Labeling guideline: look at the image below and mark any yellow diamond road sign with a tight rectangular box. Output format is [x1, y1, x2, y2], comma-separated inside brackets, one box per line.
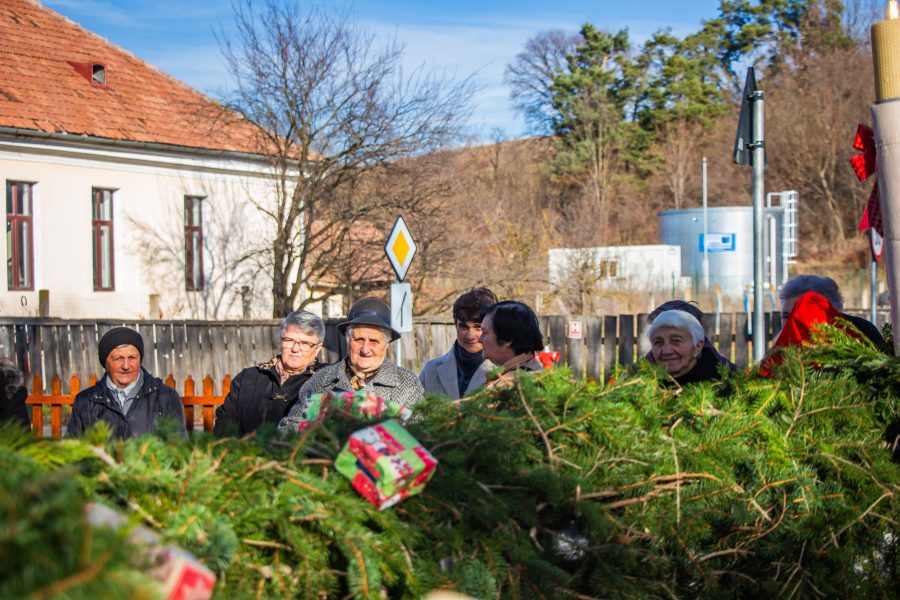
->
[385, 216, 417, 281]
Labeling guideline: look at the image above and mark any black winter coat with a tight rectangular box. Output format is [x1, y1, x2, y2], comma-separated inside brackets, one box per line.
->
[674, 346, 725, 386]
[0, 385, 30, 428]
[66, 369, 186, 439]
[213, 357, 315, 437]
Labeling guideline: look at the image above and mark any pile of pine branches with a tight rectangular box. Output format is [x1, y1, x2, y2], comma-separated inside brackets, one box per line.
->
[1, 326, 897, 598]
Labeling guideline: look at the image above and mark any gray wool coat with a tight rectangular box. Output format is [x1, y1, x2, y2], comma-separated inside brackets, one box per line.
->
[418, 347, 494, 400]
[278, 359, 423, 434]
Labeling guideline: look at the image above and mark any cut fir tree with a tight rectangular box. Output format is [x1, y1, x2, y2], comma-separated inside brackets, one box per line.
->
[0, 325, 897, 598]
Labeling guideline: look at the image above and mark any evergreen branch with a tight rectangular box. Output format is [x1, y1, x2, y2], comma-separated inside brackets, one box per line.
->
[243, 538, 293, 551]
[817, 492, 893, 553]
[622, 472, 721, 490]
[785, 361, 808, 439]
[344, 538, 370, 597]
[577, 488, 618, 501]
[752, 478, 798, 500]
[240, 460, 279, 482]
[670, 436, 681, 525]
[696, 548, 753, 563]
[31, 549, 113, 599]
[753, 381, 781, 417]
[797, 404, 870, 420]
[694, 420, 763, 453]
[203, 449, 230, 477]
[778, 540, 808, 599]
[90, 446, 164, 529]
[545, 410, 597, 434]
[517, 380, 557, 465]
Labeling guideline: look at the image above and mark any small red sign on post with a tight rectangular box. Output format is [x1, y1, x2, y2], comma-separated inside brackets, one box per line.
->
[567, 320, 583, 339]
[871, 228, 884, 261]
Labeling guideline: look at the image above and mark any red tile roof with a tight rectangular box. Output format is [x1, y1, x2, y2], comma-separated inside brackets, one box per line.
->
[0, 0, 261, 155]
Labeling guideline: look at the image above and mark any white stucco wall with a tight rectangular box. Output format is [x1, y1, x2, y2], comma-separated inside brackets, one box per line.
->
[0, 134, 279, 319]
[548, 245, 686, 291]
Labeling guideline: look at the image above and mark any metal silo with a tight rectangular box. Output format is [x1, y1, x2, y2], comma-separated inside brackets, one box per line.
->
[659, 194, 797, 297]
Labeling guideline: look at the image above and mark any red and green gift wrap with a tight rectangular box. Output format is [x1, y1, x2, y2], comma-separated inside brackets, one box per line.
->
[295, 390, 411, 432]
[86, 503, 216, 600]
[335, 418, 438, 510]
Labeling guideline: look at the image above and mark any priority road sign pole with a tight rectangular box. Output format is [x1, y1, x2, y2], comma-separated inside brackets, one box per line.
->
[870, 234, 878, 325]
[751, 89, 766, 362]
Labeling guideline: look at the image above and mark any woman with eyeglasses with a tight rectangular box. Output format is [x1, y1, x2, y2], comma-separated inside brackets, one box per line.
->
[214, 310, 325, 436]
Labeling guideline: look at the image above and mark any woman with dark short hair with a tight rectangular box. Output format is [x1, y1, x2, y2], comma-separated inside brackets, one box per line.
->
[479, 300, 544, 375]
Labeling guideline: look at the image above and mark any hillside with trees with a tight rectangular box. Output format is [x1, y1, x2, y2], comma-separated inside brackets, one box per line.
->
[396, 0, 883, 316]
[208, 1, 884, 317]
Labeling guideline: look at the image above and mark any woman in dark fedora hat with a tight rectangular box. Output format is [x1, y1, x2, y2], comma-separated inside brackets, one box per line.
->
[278, 298, 423, 433]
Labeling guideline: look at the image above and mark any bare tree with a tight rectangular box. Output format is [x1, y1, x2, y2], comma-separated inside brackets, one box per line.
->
[657, 120, 700, 210]
[129, 191, 263, 319]
[505, 29, 581, 135]
[218, 0, 475, 317]
[766, 47, 873, 244]
[841, 0, 881, 45]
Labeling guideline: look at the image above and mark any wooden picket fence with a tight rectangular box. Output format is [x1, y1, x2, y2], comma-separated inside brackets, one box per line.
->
[25, 373, 228, 439]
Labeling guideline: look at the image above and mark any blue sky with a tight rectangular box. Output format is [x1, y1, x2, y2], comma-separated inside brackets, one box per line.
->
[45, 0, 722, 140]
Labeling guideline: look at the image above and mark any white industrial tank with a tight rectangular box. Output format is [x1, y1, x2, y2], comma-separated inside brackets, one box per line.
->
[659, 202, 794, 297]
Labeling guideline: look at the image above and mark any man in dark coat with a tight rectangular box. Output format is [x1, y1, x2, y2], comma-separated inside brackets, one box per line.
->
[214, 311, 325, 436]
[66, 327, 185, 439]
[278, 298, 422, 434]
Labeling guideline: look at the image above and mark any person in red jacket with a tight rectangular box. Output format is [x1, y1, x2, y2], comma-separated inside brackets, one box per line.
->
[778, 275, 884, 347]
[760, 285, 881, 376]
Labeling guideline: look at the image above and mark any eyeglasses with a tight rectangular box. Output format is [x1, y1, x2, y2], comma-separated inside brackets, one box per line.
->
[281, 338, 321, 352]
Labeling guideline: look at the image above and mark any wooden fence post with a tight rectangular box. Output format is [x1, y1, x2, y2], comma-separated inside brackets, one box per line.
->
[183, 375, 195, 434]
[30, 373, 43, 439]
[50, 376, 62, 438]
[202, 375, 215, 433]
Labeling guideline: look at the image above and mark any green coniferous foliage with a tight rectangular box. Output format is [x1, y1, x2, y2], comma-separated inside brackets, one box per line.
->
[0, 326, 897, 598]
[0, 426, 158, 599]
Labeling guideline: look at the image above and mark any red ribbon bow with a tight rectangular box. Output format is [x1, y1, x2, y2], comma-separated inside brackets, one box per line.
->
[850, 124, 882, 236]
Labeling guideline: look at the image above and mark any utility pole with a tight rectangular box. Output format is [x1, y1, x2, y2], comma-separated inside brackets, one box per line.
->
[751, 88, 766, 362]
[702, 157, 709, 290]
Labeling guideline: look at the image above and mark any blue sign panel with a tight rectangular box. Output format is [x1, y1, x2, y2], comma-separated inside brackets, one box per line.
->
[699, 233, 736, 252]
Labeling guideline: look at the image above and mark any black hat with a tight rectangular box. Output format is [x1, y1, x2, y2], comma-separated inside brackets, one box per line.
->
[337, 298, 400, 341]
[98, 327, 144, 367]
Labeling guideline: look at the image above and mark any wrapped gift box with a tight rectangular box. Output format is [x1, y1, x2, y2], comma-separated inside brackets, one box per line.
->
[86, 503, 216, 600]
[335, 419, 438, 509]
[294, 390, 411, 432]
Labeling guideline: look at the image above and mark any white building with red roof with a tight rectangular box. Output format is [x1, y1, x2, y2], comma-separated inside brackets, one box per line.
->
[0, 0, 281, 319]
